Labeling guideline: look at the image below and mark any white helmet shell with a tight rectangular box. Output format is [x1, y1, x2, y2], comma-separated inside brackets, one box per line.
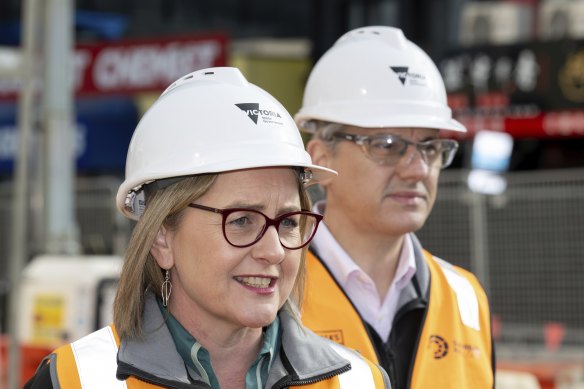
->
[295, 26, 466, 133]
[117, 67, 337, 220]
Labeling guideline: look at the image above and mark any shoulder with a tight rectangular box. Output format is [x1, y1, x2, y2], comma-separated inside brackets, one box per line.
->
[430, 255, 488, 296]
[278, 310, 391, 388]
[301, 328, 391, 388]
[23, 326, 118, 389]
[326, 341, 392, 388]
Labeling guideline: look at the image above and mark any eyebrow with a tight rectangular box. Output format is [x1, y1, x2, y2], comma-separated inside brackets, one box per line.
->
[224, 202, 302, 214]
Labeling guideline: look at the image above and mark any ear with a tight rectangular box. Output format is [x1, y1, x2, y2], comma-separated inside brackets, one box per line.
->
[307, 139, 336, 187]
[150, 225, 174, 269]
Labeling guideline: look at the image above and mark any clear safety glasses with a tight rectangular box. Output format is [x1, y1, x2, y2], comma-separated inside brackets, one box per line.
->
[188, 204, 323, 250]
[333, 132, 459, 169]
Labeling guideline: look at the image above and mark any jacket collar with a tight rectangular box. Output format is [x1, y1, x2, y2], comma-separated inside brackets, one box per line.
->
[266, 309, 350, 387]
[117, 293, 350, 388]
[395, 234, 430, 311]
[117, 293, 197, 387]
[309, 232, 430, 313]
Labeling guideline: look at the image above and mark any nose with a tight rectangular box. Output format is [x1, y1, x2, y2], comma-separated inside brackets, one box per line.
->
[396, 144, 430, 178]
[251, 225, 286, 264]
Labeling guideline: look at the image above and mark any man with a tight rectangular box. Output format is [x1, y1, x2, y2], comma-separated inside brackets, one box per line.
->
[295, 26, 495, 388]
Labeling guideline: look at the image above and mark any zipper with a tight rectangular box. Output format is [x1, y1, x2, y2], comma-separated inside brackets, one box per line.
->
[394, 275, 430, 389]
[384, 343, 398, 387]
[272, 348, 353, 389]
[272, 365, 352, 389]
[117, 360, 212, 389]
[387, 295, 428, 388]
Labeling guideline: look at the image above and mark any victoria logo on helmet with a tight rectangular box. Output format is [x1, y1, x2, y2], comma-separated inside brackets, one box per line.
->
[235, 103, 283, 125]
[390, 66, 428, 87]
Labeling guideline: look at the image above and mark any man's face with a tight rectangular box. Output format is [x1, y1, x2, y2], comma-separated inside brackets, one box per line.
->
[311, 126, 442, 238]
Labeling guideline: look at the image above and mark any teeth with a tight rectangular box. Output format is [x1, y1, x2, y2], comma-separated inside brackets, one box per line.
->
[236, 276, 271, 288]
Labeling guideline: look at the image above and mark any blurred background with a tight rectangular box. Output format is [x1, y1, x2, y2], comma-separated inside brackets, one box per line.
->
[1, 0, 583, 388]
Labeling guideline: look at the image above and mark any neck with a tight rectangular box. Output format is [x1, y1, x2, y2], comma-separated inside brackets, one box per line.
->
[169, 295, 263, 388]
[208, 332, 261, 389]
[323, 210, 406, 297]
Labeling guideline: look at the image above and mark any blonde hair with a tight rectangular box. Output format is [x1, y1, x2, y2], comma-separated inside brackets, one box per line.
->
[113, 169, 311, 338]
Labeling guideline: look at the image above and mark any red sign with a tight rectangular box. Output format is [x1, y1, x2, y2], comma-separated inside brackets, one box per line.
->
[446, 110, 584, 139]
[0, 33, 228, 99]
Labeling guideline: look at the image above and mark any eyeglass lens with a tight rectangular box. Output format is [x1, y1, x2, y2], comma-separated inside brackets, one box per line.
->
[223, 209, 319, 249]
[336, 133, 457, 168]
[370, 136, 452, 167]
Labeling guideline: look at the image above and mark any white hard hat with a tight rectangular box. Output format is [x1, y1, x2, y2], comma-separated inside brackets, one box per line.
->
[295, 26, 466, 133]
[117, 67, 337, 220]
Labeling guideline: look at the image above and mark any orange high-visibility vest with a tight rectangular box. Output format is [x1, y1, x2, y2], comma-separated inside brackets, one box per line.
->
[46, 325, 388, 388]
[302, 250, 493, 388]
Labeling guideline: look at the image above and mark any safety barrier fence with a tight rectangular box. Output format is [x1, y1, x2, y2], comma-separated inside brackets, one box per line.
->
[417, 167, 584, 360]
[1, 169, 583, 387]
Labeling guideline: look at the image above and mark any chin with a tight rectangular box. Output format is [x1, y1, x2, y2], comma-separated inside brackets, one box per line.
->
[384, 219, 426, 235]
[409, 216, 428, 230]
[401, 212, 429, 229]
[239, 309, 278, 329]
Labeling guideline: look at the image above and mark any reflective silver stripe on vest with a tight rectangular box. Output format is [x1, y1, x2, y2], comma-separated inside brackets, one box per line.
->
[434, 257, 480, 331]
[328, 342, 376, 388]
[70, 326, 127, 389]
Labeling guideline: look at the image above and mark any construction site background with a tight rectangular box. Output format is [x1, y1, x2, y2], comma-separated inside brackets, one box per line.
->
[2, 0, 584, 388]
[1, 167, 583, 388]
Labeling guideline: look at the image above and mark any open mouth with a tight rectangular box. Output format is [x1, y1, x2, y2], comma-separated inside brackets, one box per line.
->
[234, 276, 275, 289]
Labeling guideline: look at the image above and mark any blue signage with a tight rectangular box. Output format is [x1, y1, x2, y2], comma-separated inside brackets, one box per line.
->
[0, 96, 138, 175]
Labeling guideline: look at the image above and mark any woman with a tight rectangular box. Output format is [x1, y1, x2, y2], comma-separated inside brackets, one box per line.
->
[24, 67, 390, 388]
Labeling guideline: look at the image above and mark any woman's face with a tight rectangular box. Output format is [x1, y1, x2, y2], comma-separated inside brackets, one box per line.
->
[153, 168, 302, 333]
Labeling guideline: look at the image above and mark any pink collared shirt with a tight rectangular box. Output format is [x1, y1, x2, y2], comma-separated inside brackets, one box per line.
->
[311, 202, 416, 342]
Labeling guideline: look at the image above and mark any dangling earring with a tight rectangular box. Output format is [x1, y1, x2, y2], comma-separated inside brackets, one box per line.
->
[162, 269, 172, 307]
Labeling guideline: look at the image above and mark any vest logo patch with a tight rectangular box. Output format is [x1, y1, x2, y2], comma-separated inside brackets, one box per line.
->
[428, 334, 449, 359]
[428, 334, 482, 360]
[316, 330, 345, 345]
